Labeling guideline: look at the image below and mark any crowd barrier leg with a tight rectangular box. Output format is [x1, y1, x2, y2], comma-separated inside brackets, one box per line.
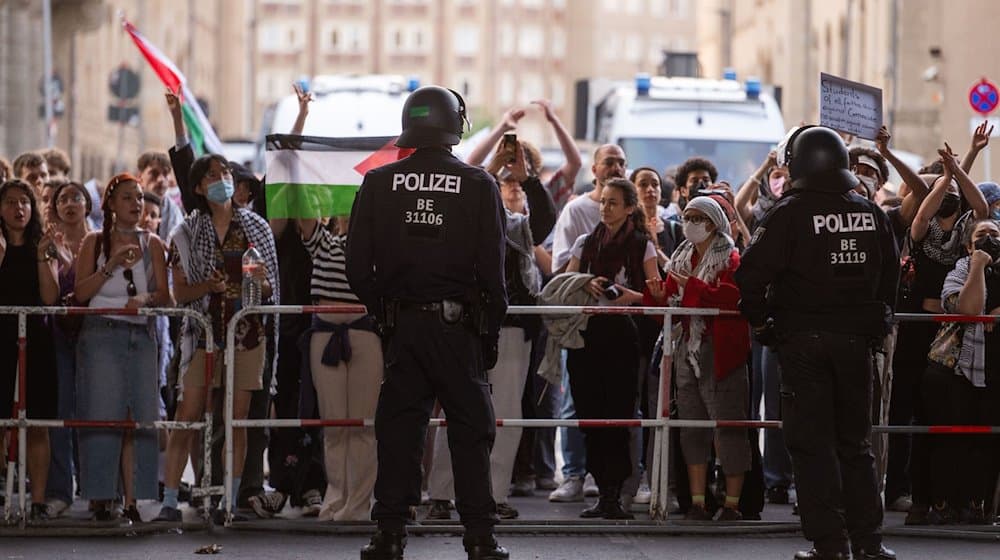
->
[16, 312, 27, 529]
[201, 345, 216, 524]
[650, 313, 673, 521]
[223, 312, 239, 527]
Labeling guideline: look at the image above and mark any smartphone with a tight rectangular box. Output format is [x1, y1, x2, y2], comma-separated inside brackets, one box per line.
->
[502, 133, 518, 164]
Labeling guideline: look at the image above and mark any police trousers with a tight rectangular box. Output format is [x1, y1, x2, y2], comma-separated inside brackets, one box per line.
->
[776, 330, 883, 555]
[371, 307, 498, 536]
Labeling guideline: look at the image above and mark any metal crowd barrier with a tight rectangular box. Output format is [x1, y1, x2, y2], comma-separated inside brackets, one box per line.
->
[212, 305, 1000, 530]
[1, 306, 217, 529]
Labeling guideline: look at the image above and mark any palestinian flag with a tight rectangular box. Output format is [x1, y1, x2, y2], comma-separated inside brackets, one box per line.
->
[122, 19, 224, 156]
[265, 134, 414, 219]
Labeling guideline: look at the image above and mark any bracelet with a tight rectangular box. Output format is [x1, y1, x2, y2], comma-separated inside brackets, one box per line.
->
[101, 266, 113, 279]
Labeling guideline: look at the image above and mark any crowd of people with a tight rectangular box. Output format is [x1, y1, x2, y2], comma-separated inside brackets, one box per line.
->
[1, 87, 999, 531]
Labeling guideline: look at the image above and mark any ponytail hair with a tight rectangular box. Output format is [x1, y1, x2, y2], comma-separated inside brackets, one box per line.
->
[604, 177, 650, 239]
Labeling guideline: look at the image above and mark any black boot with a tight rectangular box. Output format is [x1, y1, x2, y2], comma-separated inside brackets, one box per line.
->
[598, 486, 634, 520]
[360, 530, 406, 560]
[464, 534, 509, 560]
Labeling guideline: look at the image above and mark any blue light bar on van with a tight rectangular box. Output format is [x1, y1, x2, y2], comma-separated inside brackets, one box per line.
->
[407, 77, 420, 92]
[723, 68, 737, 81]
[746, 77, 761, 100]
[635, 73, 651, 96]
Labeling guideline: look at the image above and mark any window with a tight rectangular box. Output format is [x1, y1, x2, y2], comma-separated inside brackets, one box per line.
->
[499, 73, 514, 105]
[518, 26, 543, 58]
[625, 36, 641, 62]
[552, 28, 566, 58]
[649, 0, 665, 17]
[626, 0, 641, 14]
[499, 24, 515, 56]
[453, 27, 479, 56]
[259, 23, 282, 52]
[550, 76, 565, 106]
[520, 73, 543, 102]
[521, 0, 543, 7]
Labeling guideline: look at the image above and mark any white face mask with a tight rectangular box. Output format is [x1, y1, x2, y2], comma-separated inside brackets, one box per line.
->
[683, 221, 712, 244]
[857, 175, 877, 198]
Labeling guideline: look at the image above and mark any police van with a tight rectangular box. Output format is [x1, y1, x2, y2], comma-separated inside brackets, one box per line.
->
[575, 70, 786, 186]
[254, 74, 417, 169]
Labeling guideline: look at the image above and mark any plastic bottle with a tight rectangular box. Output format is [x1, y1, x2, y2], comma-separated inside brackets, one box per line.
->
[241, 243, 264, 307]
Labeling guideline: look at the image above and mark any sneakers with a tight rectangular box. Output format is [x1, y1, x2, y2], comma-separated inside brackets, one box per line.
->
[548, 476, 584, 502]
[93, 502, 121, 522]
[684, 503, 713, 521]
[45, 498, 70, 518]
[716, 507, 743, 521]
[583, 473, 599, 497]
[301, 489, 322, 517]
[793, 549, 849, 560]
[361, 529, 406, 560]
[767, 486, 791, 505]
[426, 499, 452, 520]
[496, 502, 519, 520]
[153, 505, 183, 523]
[535, 477, 558, 491]
[249, 491, 287, 519]
[633, 480, 651, 505]
[885, 494, 912, 512]
[509, 479, 534, 497]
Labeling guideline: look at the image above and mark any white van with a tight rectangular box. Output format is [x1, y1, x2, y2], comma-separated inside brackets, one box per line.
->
[576, 74, 786, 185]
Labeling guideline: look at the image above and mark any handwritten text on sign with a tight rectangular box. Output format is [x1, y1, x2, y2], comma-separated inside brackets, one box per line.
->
[819, 73, 883, 140]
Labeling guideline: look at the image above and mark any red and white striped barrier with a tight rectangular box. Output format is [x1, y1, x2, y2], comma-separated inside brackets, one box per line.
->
[1, 306, 216, 527]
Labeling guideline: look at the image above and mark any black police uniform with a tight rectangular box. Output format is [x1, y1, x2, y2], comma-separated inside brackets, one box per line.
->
[346, 146, 508, 540]
[735, 127, 898, 560]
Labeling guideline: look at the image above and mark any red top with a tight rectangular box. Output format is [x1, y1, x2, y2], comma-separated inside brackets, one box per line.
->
[643, 249, 750, 380]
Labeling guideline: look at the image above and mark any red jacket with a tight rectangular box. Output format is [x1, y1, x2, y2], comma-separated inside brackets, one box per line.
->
[643, 249, 751, 380]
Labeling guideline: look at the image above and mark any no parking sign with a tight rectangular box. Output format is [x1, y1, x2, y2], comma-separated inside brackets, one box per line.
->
[969, 77, 999, 115]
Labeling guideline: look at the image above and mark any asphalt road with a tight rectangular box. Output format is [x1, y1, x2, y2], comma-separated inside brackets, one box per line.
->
[2, 532, 999, 560]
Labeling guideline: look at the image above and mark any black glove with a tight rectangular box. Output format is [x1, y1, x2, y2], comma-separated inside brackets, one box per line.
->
[752, 318, 778, 347]
[482, 336, 499, 371]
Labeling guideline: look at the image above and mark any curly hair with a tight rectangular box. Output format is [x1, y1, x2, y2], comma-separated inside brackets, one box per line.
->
[674, 157, 718, 190]
[849, 147, 890, 186]
[0, 180, 44, 248]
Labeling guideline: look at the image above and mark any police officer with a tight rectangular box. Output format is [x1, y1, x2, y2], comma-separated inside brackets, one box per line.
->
[346, 85, 508, 560]
[734, 126, 898, 560]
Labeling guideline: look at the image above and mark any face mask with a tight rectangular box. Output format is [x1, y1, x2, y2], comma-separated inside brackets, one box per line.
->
[857, 175, 877, 199]
[206, 180, 235, 203]
[974, 235, 1000, 263]
[682, 221, 712, 244]
[768, 176, 785, 197]
[991, 208, 1000, 221]
[937, 194, 960, 218]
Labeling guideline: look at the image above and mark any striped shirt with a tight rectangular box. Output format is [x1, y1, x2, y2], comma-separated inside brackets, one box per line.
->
[303, 224, 360, 303]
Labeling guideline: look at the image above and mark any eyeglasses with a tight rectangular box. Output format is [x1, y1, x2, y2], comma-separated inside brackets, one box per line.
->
[123, 268, 137, 297]
[682, 215, 709, 225]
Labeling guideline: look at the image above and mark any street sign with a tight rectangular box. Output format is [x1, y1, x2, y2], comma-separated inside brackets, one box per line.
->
[968, 78, 999, 115]
[109, 66, 141, 100]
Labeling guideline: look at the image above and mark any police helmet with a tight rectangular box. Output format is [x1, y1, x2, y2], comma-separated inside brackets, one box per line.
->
[784, 125, 859, 191]
[396, 86, 469, 149]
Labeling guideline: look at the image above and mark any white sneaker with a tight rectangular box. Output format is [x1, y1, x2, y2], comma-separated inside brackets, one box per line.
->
[583, 473, 599, 497]
[633, 480, 651, 505]
[301, 488, 322, 517]
[548, 476, 584, 502]
[887, 494, 913, 512]
[45, 498, 70, 518]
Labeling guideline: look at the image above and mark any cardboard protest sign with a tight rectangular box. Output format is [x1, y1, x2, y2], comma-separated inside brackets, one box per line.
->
[819, 73, 883, 140]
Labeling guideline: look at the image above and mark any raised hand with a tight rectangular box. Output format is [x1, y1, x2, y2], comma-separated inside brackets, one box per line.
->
[971, 120, 994, 153]
[531, 99, 557, 122]
[875, 126, 891, 155]
[293, 82, 313, 114]
[165, 90, 182, 120]
[499, 107, 526, 132]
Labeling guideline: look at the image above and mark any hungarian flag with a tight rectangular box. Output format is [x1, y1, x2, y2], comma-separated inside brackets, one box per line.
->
[122, 19, 224, 156]
[265, 134, 414, 219]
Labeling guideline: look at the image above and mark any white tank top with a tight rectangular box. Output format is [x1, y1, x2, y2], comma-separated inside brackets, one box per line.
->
[89, 243, 152, 325]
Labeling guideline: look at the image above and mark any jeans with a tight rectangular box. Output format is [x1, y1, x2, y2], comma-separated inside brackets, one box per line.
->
[558, 350, 586, 479]
[46, 329, 77, 504]
[759, 344, 793, 490]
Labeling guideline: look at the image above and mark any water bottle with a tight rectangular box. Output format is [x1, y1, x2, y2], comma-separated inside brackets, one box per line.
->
[241, 243, 264, 307]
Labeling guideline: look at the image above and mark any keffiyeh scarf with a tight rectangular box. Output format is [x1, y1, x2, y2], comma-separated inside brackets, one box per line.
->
[668, 232, 735, 379]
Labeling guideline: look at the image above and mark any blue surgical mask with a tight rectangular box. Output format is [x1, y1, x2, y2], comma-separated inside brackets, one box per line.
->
[206, 180, 234, 203]
[992, 209, 1000, 221]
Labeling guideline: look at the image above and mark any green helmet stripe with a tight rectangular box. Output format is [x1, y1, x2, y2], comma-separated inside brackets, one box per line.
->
[409, 106, 431, 118]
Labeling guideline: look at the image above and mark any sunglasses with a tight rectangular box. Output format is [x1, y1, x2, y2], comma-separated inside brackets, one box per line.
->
[123, 268, 137, 297]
